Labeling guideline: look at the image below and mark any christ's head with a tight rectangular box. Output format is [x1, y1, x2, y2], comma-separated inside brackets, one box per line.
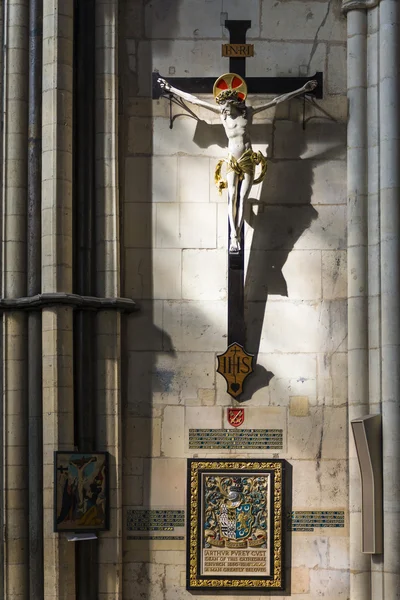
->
[217, 90, 246, 118]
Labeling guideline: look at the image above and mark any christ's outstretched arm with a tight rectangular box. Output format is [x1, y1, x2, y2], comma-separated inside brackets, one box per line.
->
[158, 77, 220, 114]
[251, 79, 317, 115]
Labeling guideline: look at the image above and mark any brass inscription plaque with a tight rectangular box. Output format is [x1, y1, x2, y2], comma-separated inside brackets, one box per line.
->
[222, 43, 254, 57]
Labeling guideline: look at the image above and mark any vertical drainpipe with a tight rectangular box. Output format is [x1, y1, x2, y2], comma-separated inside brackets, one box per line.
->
[73, 0, 97, 598]
[27, 0, 43, 597]
[342, 2, 371, 598]
[379, 1, 400, 597]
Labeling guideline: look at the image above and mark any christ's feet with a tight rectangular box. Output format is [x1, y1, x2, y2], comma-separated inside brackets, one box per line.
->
[229, 237, 240, 253]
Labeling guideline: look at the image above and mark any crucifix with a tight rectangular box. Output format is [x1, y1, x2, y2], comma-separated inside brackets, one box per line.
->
[153, 20, 323, 399]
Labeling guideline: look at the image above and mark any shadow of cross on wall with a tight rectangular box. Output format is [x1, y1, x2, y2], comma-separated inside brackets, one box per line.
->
[192, 113, 346, 400]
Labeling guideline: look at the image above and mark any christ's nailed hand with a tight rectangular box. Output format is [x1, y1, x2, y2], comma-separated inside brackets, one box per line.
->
[157, 77, 171, 92]
[303, 80, 318, 93]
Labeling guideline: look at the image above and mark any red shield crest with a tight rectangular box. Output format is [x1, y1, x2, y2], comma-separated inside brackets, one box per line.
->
[227, 408, 245, 428]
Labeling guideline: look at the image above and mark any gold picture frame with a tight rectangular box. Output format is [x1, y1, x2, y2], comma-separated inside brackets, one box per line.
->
[187, 459, 285, 591]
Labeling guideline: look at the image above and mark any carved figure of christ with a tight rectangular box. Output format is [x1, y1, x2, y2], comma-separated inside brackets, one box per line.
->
[158, 77, 317, 253]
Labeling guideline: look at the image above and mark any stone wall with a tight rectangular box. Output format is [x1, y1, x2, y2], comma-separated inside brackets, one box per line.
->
[119, 0, 348, 598]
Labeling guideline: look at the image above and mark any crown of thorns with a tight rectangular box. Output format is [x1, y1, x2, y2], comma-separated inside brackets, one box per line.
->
[215, 89, 243, 105]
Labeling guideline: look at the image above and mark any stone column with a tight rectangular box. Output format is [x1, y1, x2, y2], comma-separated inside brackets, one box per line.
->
[41, 1, 75, 598]
[342, 1, 371, 598]
[95, 1, 123, 597]
[367, 4, 383, 597]
[379, 1, 400, 596]
[1, 1, 29, 598]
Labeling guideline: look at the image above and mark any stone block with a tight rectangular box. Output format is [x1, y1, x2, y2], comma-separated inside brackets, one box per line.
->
[124, 417, 161, 458]
[288, 407, 324, 460]
[124, 249, 151, 299]
[125, 157, 151, 203]
[198, 388, 215, 405]
[248, 299, 346, 355]
[290, 93, 348, 124]
[274, 121, 347, 161]
[255, 159, 346, 206]
[223, 0, 261, 37]
[246, 41, 326, 79]
[327, 45, 347, 95]
[152, 157, 179, 203]
[145, 0, 261, 39]
[322, 250, 347, 300]
[186, 406, 222, 430]
[124, 563, 165, 600]
[182, 250, 226, 300]
[180, 204, 217, 248]
[148, 39, 224, 77]
[125, 301, 164, 352]
[292, 459, 347, 507]
[145, 0, 222, 39]
[245, 249, 322, 300]
[161, 406, 185, 457]
[125, 248, 182, 299]
[127, 352, 178, 416]
[128, 118, 152, 154]
[163, 300, 227, 352]
[152, 351, 215, 405]
[292, 536, 328, 569]
[154, 249, 182, 299]
[124, 203, 154, 248]
[317, 352, 347, 406]
[143, 458, 186, 506]
[291, 567, 310, 594]
[288, 405, 346, 460]
[328, 537, 349, 569]
[123, 475, 143, 506]
[309, 568, 350, 598]
[260, 1, 345, 43]
[155, 203, 180, 248]
[165, 565, 185, 587]
[242, 204, 345, 252]
[290, 396, 309, 417]
[252, 352, 316, 405]
[153, 117, 226, 158]
[123, 457, 143, 476]
[178, 157, 210, 203]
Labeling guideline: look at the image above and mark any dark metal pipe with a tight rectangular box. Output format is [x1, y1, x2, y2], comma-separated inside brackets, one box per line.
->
[27, 0, 43, 597]
[73, 0, 97, 597]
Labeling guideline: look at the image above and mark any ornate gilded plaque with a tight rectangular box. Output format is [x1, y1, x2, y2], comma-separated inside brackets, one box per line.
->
[187, 459, 285, 591]
[217, 343, 254, 398]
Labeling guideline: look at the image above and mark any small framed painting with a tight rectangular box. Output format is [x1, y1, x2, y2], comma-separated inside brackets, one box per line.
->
[187, 458, 285, 591]
[54, 451, 109, 532]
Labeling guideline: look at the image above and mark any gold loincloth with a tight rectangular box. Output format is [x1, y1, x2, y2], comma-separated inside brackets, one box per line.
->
[214, 149, 267, 194]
